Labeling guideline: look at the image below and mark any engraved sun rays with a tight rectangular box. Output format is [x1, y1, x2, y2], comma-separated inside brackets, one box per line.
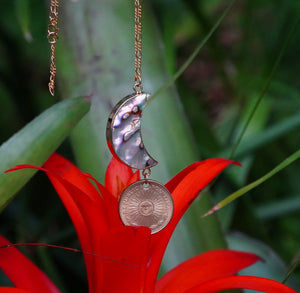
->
[119, 180, 173, 234]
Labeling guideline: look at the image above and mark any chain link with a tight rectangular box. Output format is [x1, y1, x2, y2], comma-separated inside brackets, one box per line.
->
[133, 0, 143, 93]
[47, 0, 59, 96]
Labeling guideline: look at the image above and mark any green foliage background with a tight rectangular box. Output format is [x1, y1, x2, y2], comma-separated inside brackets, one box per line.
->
[0, 0, 299, 291]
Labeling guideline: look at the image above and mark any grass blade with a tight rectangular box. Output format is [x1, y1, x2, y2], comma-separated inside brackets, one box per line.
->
[203, 149, 300, 216]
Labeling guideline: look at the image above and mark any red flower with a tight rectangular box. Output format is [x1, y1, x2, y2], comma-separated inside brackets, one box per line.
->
[1, 153, 296, 293]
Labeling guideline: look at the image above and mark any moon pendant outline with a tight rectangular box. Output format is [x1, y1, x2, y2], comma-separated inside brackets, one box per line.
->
[106, 92, 158, 170]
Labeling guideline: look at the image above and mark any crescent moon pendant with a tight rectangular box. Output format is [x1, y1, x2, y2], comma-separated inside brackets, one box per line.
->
[106, 92, 158, 170]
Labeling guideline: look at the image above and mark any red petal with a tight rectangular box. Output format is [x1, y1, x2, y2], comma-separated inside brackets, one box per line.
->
[6, 165, 101, 248]
[145, 159, 237, 291]
[84, 173, 123, 228]
[35, 174, 108, 293]
[43, 153, 100, 201]
[186, 276, 297, 293]
[0, 236, 60, 293]
[100, 226, 151, 293]
[165, 162, 202, 193]
[105, 157, 134, 198]
[127, 170, 140, 186]
[167, 158, 239, 223]
[6, 164, 107, 293]
[0, 288, 32, 293]
[155, 249, 260, 293]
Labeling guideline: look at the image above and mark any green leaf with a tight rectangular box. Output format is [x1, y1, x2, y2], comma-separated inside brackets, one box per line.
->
[227, 233, 300, 291]
[256, 195, 300, 220]
[151, 0, 238, 101]
[282, 257, 300, 284]
[204, 149, 300, 216]
[0, 97, 90, 212]
[229, 16, 299, 159]
[15, 0, 32, 42]
[218, 111, 300, 164]
[231, 112, 300, 159]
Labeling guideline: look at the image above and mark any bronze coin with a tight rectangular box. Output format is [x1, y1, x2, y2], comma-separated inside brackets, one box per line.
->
[119, 179, 174, 234]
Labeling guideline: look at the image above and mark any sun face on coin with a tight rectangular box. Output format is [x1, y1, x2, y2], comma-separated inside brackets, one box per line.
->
[118, 180, 174, 234]
[139, 200, 154, 216]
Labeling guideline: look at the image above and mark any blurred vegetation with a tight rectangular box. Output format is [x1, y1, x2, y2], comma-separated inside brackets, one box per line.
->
[0, 0, 299, 291]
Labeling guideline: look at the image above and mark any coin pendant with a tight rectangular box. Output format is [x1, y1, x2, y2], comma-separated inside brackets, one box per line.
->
[119, 179, 174, 234]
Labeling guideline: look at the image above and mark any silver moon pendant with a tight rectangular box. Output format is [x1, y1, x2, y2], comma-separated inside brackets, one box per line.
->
[119, 179, 174, 234]
[106, 92, 158, 170]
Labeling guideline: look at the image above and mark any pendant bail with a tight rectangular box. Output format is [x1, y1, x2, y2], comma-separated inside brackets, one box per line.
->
[142, 168, 151, 180]
[142, 168, 151, 187]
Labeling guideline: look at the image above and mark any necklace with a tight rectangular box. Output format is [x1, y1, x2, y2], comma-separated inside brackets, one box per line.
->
[106, 0, 173, 234]
[46, 0, 174, 234]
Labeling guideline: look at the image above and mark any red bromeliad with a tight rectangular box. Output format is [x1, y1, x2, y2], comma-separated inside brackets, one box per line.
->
[0, 153, 296, 293]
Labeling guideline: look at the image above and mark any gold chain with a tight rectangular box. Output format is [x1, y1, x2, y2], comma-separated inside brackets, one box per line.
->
[47, 1, 141, 95]
[47, 0, 59, 96]
[134, 0, 143, 93]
